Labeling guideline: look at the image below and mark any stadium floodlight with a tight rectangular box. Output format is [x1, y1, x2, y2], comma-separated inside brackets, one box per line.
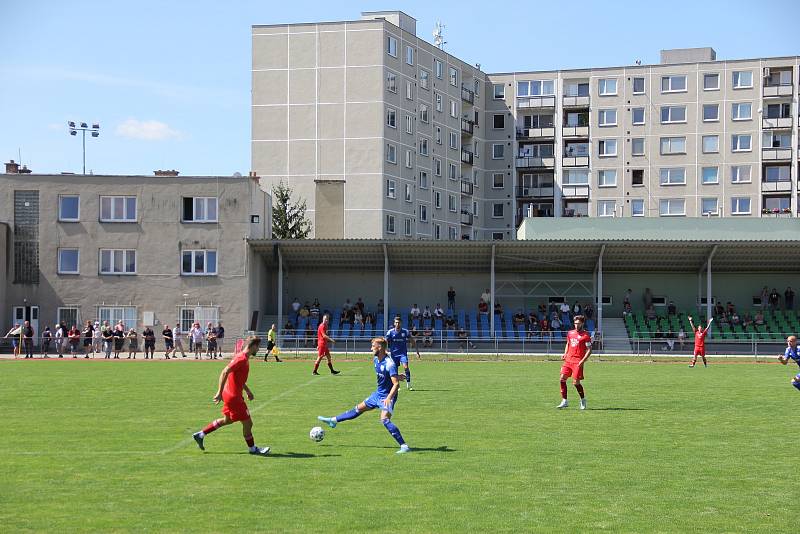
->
[67, 120, 100, 174]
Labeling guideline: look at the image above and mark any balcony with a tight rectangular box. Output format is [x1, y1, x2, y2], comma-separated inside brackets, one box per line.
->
[763, 84, 793, 97]
[515, 185, 554, 198]
[561, 185, 590, 199]
[762, 147, 792, 160]
[562, 125, 590, 138]
[763, 117, 792, 129]
[562, 156, 590, 167]
[562, 95, 590, 107]
[461, 85, 475, 104]
[517, 95, 556, 109]
[515, 156, 555, 169]
[461, 149, 474, 165]
[516, 127, 555, 139]
[460, 180, 474, 195]
[460, 212, 474, 225]
[461, 118, 475, 135]
[761, 180, 792, 193]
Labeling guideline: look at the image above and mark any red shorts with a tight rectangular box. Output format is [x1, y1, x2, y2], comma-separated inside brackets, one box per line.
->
[222, 396, 250, 422]
[560, 361, 584, 380]
[317, 344, 329, 357]
[694, 348, 705, 357]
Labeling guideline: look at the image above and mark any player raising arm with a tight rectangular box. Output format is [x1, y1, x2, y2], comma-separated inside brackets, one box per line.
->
[687, 315, 713, 368]
[778, 335, 800, 393]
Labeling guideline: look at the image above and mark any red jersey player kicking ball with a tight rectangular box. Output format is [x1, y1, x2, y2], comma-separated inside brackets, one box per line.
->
[557, 315, 593, 410]
[192, 336, 270, 456]
[687, 315, 713, 368]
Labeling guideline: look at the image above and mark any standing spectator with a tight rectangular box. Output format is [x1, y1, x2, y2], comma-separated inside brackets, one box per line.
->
[291, 297, 301, 316]
[769, 288, 781, 310]
[584, 303, 595, 321]
[355, 297, 365, 315]
[309, 301, 320, 319]
[142, 325, 156, 359]
[342, 298, 353, 312]
[623, 289, 632, 306]
[215, 322, 225, 358]
[299, 303, 311, 320]
[478, 299, 489, 316]
[572, 301, 582, 316]
[112, 324, 125, 359]
[447, 286, 456, 311]
[481, 288, 491, 305]
[163, 324, 175, 359]
[190, 322, 205, 359]
[22, 320, 35, 359]
[667, 301, 677, 316]
[41, 326, 52, 358]
[5, 323, 21, 358]
[206, 322, 218, 359]
[677, 327, 686, 350]
[101, 323, 113, 359]
[376, 298, 385, 314]
[53, 322, 66, 358]
[92, 321, 102, 355]
[785, 287, 795, 311]
[760, 286, 769, 309]
[67, 325, 81, 358]
[559, 302, 571, 325]
[172, 323, 187, 358]
[126, 328, 139, 359]
[82, 320, 94, 358]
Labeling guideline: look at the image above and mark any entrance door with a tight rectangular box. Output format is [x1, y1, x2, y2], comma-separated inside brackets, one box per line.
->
[12, 306, 39, 346]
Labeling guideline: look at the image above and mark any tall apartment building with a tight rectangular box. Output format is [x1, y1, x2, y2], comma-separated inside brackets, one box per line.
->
[252, 11, 799, 240]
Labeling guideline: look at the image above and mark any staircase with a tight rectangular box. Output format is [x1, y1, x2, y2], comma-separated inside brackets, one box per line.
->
[598, 318, 632, 354]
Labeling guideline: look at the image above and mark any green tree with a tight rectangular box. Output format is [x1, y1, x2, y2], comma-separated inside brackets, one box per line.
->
[271, 181, 312, 239]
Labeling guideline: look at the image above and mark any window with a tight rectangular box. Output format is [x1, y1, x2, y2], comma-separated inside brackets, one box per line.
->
[419, 104, 429, 123]
[472, 200, 478, 216]
[765, 103, 791, 119]
[434, 157, 442, 176]
[449, 67, 458, 87]
[731, 134, 751, 152]
[731, 165, 751, 183]
[435, 92, 443, 112]
[493, 83, 505, 99]
[404, 218, 412, 236]
[449, 132, 458, 149]
[763, 132, 792, 149]
[474, 78, 480, 97]
[493, 114, 505, 129]
[660, 137, 686, 155]
[598, 109, 617, 126]
[565, 82, 589, 97]
[419, 138, 429, 156]
[598, 170, 617, 187]
[631, 169, 644, 186]
[448, 226, 457, 240]
[492, 173, 504, 189]
[58, 307, 80, 328]
[731, 197, 751, 215]
[448, 194, 457, 213]
[420, 69, 429, 90]
[58, 248, 79, 274]
[387, 36, 397, 57]
[701, 167, 719, 184]
[492, 202, 504, 218]
[58, 195, 80, 221]
[386, 179, 396, 199]
[659, 168, 686, 185]
[701, 198, 718, 216]
[632, 77, 645, 94]
[731, 102, 752, 120]
[419, 204, 428, 222]
[386, 143, 397, 164]
[434, 191, 441, 208]
[702, 135, 719, 153]
[517, 80, 555, 96]
[100, 196, 137, 222]
[764, 166, 791, 182]
[434, 224, 441, 240]
[702, 104, 719, 122]
[386, 72, 396, 93]
[598, 139, 617, 157]
[98, 306, 136, 328]
[598, 78, 617, 95]
[386, 215, 395, 234]
[99, 249, 136, 275]
[732, 70, 752, 89]
[179, 306, 218, 333]
[405, 114, 413, 134]
[659, 198, 685, 216]
[631, 138, 645, 156]
[563, 170, 589, 185]
[661, 75, 687, 92]
[435, 126, 442, 144]
[386, 108, 396, 128]
[492, 144, 505, 159]
[406, 81, 413, 100]
[660, 106, 686, 123]
[405, 150, 413, 168]
[405, 45, 414, 65]
[597, 200, 616, 217]
[181, 197, 218, 223]
[448, 163, 457, 180]
[703, 73, 719, 90]
[631, 199, 644, 216]
[450, 100, 458, 118]
[631, 107, 645, 125]
[435, 60, 443, 79]
[492, 232, 504, 240]
[182, 250, 217, 275]
[419, 171, 429, 189]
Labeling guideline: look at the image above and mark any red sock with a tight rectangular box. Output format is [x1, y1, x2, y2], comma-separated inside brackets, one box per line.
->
[560, 382, 567, 399]
[202, 420, 220, 434]
[575, 384, 585, 399]
[245, 434, 255, 448]
[313, 361, 320, 373]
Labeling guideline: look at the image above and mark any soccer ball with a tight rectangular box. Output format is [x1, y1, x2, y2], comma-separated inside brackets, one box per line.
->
[309, 426, 325, 442]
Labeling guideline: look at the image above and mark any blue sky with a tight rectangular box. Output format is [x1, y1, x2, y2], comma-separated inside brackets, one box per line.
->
[1, 0, 798, 176]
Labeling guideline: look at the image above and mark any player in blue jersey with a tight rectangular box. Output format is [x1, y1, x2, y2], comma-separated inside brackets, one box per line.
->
[778, 335, 800, 392]
[386, 316, 416, 390]
[317, 337, 410, 454]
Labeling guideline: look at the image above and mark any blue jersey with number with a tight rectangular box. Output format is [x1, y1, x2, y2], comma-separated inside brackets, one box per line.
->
[386, 328, 410, 360]
[784, 346, 800, 368]
[374, 354, 398, 396]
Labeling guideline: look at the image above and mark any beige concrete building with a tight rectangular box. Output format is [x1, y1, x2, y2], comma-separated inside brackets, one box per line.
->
[0, 164, 271, 342]
[253, 12, 799, 237]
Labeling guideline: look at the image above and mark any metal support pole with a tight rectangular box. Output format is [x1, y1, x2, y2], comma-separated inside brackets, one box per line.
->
[490, 244, 496, 339]
[277, 246, 283, 335]
[597, 244, 606, 335]
[383, 243, 389, 333]
[82, 130, 86, 175]
[706, 254, 713, 323]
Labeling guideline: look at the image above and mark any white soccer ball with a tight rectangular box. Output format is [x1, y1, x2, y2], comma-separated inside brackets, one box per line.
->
[309, 426, 325, 442]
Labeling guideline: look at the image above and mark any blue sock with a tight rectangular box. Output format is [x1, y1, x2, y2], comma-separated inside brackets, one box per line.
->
[405, 367, 411, 383]
[382, 419, 405, 446]
[335, 408, 361, 422]
[792, 381, 800, 392]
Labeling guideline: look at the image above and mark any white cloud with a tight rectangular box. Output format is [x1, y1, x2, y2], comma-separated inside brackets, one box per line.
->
[115, 118, 181, 141]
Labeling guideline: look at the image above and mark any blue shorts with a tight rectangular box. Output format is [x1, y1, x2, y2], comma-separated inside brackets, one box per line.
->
[392, 354, 409, 365]
[363, 391, 397, 414]
[793, 373, 800, 383]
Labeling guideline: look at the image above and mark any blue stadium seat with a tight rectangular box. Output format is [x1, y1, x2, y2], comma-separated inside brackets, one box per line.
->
[586, 319, 595, 331]
[342, 323, 351, 337]
[457, 310, 465, 326]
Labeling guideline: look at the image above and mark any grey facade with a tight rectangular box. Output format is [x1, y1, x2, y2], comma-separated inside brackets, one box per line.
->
[0, 170, 270, 339]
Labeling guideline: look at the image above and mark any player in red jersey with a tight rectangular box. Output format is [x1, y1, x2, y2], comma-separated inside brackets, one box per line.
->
[192, 336, 270, 456]
[687, 315, 713, 368]
[557, 315, 593, 410]
[312, 314, 340, 376]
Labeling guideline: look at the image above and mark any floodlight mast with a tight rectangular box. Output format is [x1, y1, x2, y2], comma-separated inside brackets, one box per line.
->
[67, 121, 100, 174]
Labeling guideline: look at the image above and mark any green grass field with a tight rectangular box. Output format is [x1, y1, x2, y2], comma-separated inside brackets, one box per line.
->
[1, 357, 795, 532]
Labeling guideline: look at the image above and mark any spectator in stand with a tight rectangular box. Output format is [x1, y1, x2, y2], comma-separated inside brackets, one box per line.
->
[624, 289, 632, 306]
[112, 324, 125, 359]
[769, 288, 781, 310]
[481, 288, 491, 305]
[163, 324, 175, 358]
[142, 325, 156, 359]
[785, 287, 795, 311]
[551, 316, 562, 332]
[309, 300, 320, 319]
[354, 308, 364, 327]
[584, 302, 595, 321]
[572, 301, 582, 316]
[409, 304, 421, 320]
[457, 326, 476, 351]
[513, 310, 526, 326]
[172, 323, 186, 358]
[444, 315, 457, 330]
[731, 311, 741, 327]
[41, 326, 52, 357]
[548, 302, 558, 318]
[540, 317, 551, 338]
[494, 301, 503, 315]
[215, 322, 225, 358]
[82, 320, 94, 358]
[645, 305, 657, 321]
[665, 329, 675, 351]
[5, 323, 21, 358]
[92, 321, 102, 355]
[206, 322, 218, 359]
[433, 303, 445, 319]
[714, 301, 725, 317]
[364, 311, 374, 326]
[422, 325, 433, 347]
[726, 302, 735, 315]
[643, 288, 653, 310]
[742, 313, 753, 328]
[102, 323, 113, 359]
[376, 298, 384, 314]
[559, 302, 571, 325]
[126, 328, 139, 359]
[190, 322, 205, 359]
[283, 320, 295, 336]
[527, 312, 538, 335]
[299, 303, 311, 320]
[68, 325, 81, 357]
[667, 301, 677, 316]
[623, 302, 632, 316]
[422, 306, 432, 320]
[291, 297, 301, 315]
[478, 299, 489, 316]
[760, 286, 769, 309]
[678, 326, 686, 350]
[22, 321, 35, 359]
[342, 298, 353, 313]
[754, 311, 765, 326]
[447, 286, 456, 311]
[355, 297, 365, 315]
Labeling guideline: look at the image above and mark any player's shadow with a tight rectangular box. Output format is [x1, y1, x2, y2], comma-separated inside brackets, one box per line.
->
[588, 407, 645, 411]
[201, 451, 340, 458]
[336, 444, 455, 453]
[408, 388, 451, 392]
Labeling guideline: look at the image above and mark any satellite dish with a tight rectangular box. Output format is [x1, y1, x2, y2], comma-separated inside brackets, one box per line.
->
[233, 172, 242, 177]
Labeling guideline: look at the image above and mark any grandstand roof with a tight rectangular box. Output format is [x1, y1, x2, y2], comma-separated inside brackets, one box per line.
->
[249, 219, 800, 273]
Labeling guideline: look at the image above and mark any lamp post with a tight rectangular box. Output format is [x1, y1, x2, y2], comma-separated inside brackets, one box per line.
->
[68, 121, 100, 174]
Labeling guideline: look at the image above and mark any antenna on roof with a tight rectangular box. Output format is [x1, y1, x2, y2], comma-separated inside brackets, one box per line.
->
[433, 21, 446, 49]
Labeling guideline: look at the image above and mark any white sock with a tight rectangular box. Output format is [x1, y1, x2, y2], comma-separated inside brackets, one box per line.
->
[197, 431, 205, 438]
